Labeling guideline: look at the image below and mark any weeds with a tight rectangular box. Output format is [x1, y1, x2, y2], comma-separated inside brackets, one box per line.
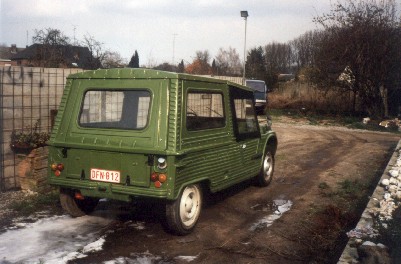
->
[318, 182, 329, 190]
[376, 207, 401, 262]
[9, 191, 60, 216]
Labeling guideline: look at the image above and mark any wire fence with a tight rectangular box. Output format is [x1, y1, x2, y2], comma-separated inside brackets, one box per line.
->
[0, 66, 83, 191]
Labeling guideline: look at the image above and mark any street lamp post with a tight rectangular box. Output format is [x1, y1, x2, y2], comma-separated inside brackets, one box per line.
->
[241, 10, 248, 85]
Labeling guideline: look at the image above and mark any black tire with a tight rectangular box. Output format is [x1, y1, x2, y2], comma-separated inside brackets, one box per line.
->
[165, 184, 202, 235]
[257, 151, 274, 187]
[59, 189, 99, 217]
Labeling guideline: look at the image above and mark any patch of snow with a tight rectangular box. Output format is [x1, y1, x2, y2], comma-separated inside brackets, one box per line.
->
[250, 200, 293, 231]
[102, 251, 162, 264]
[82, 236, 106, 253]
[175, 255, 199, 262]
[0, 215, 112, 264]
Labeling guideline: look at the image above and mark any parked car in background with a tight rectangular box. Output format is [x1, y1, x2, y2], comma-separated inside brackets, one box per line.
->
[245, 79, 267, 115]
[48, 69, 277, 235]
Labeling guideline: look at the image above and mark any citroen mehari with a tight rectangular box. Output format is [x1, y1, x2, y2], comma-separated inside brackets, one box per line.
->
[48, 69, 277, 235]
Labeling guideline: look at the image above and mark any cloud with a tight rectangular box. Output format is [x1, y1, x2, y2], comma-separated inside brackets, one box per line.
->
[1, 0, 333, 63]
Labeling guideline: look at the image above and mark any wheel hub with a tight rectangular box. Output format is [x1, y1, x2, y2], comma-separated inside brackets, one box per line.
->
[185, 195, 194, 213]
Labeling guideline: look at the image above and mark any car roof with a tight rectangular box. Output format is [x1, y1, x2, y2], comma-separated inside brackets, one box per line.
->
[68, 68, 253, 92]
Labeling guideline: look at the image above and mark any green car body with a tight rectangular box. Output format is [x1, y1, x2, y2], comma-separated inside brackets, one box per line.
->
[48, 68, 277, 234]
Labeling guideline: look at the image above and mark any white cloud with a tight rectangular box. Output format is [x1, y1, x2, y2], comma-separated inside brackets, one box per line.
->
[1, 0, 334, 64]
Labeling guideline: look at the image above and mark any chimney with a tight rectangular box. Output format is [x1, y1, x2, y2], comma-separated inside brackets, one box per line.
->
[10, 44, 17, 54]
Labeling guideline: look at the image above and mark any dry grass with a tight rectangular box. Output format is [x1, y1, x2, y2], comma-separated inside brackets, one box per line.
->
[269, 81, 355, 115]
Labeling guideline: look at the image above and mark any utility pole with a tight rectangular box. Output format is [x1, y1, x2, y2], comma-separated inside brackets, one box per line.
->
[240, 11, 249, 85]
[73, 25, 77, 45]
[172, 33, 178, 65]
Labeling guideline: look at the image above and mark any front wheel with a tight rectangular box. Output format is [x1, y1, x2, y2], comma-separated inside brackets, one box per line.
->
[257, 151, 274, 187]
[165, 184, 202, 235]
[59, 189, 99, 217]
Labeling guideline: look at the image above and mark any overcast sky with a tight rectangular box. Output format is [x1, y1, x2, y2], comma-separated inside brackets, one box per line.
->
[2, 0, 338, 66]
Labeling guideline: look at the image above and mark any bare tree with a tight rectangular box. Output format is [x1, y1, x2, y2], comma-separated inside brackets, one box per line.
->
[290, 30, 322, 71]
[265, 42, 292, 74]
[313, 0, 401, 116]
[81, 34, 105, 69]
[31, 28, 71, 67]
[102, 50, 127, 68]
[33, 28, 70, 46]
[214, 47, 242, 76]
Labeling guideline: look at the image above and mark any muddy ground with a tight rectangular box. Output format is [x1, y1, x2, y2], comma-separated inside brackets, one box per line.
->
[0, 123, 399, 263]
[66, 123, 399, 264]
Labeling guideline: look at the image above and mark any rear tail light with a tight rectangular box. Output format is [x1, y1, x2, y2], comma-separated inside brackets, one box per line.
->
[150, 172, 167, 188]
[150, 172, 158, 182]
[154, 181, 162, 188]
[51, 163, 64, 177]
[159, 174, 167, 183]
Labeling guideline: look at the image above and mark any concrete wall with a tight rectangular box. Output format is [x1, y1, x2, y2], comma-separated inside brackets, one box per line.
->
[0, 66, 83, 191]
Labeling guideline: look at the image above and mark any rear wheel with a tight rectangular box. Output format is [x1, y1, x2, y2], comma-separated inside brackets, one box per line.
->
[257, 151, 274, 187]
[59, 189, 99, 217]
[165, 184, 202, 235]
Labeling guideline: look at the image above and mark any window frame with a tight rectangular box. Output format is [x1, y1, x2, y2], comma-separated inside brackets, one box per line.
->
[185, 89, 226, 132]
[229, 86, 261, 141]
[78, 88, 152, 131]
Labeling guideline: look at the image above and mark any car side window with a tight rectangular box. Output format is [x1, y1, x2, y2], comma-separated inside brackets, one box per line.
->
[186, 92, 225, 131]
[230, 86, 260, 140]
[234, 98, 258, 134]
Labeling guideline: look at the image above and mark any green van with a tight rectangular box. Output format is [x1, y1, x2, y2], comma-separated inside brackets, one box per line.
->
[48, 69, 277, 235]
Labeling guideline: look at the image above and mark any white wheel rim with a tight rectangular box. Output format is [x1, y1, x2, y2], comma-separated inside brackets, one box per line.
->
[263, 153, 273, 182]
[179, 185, 201, 228]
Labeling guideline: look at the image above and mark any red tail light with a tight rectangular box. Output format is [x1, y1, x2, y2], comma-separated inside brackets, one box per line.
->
[154, 181, 161, 188]
[51, 163, 64, 176]
[150, 172, 158, 182]
[150, 172, 167, 187]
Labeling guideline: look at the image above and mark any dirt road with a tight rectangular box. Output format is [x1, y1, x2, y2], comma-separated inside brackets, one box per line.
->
[68, 123, 398, 264]
[0, 123, 399, 264]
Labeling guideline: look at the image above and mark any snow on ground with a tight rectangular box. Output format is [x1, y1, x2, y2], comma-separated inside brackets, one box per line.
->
[174, 255, 199, 262]
[0, 196, 293, 263]
[102, 251, 162, 264]
[0, 215, 112, 264]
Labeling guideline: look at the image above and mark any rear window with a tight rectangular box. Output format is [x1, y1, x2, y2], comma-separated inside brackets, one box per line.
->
[79, 90, 151, 130]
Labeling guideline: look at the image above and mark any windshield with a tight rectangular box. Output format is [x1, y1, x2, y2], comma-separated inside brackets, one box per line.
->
[254, 91, 266, 100]
[79, 90, 151, 130]
[245, 81, 265, 92]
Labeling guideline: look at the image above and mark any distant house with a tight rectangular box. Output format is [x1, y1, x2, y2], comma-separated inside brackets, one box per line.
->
[0, 44, 26, 66]
[10, 44, 98, 69]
